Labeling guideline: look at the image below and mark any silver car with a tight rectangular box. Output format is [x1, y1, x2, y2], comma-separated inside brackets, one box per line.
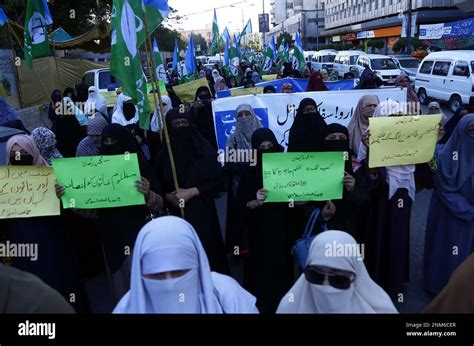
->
[390, 55, 421, 82]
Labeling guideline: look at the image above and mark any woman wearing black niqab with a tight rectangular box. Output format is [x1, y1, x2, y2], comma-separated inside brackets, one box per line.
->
[320, 123, 372, 240]
[97, 124, 163, 300]
[156, 109, 229, 275]
[235, 128, 293, 313]
[191, 86, 218, 150]
[287, 98, 327, 152]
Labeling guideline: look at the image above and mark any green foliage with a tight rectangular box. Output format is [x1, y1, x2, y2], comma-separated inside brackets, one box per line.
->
[152, 27, 186, 52]
[194, 34, 208, 55]
[276, 32, 292, 47]
[392, 37, 427, 52]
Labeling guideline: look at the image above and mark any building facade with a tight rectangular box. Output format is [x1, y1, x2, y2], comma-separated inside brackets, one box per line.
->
[269, 0, 326, 49]
[322, 0, 474, 53]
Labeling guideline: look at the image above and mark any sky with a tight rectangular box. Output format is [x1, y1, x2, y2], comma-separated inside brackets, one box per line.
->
[168, 0, 272, 33]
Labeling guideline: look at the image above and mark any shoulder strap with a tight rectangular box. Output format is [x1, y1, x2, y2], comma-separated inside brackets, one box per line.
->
[302, 208, 321, 239]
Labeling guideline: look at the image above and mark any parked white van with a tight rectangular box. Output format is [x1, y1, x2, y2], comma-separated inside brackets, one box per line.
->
[355, 54, 402, 86]
[310, 50, 337, 71]
[304, 51, 317, 64]
[334, 51, 366, 79]
[415, 50, 474, 112]
[82, 68, 115, 93]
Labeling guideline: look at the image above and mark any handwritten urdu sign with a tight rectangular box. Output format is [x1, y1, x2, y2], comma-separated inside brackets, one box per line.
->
[262, 152, 345, 203]
[0, 166, 60, 219]
[368, 115, 441, 168]
[52, 154, 145, 209]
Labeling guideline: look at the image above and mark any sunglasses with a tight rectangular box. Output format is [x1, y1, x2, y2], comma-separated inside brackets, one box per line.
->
[304, 266, 355, 290]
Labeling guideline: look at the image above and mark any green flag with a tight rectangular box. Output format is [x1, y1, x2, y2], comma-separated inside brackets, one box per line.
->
[225, 46, 240, 79]
[24, 0, 51, 69]
[260, 46, 275, 75]
[110, 0, 151, 130]
[210, 9, 222, 55]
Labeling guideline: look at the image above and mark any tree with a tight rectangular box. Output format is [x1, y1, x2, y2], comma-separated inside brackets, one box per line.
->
[194, 34, 208, 55]
[392, 37, 426, 53]
[152, 27, 186, 52]
[276, 32, 292, 48]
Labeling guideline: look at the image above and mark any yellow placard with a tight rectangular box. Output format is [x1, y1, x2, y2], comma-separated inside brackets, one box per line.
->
[0, 85, 6, 96]
[262, 74, 277, 82]
[172, 78, 211, 103]
[230, 87, 264, 97]
[0, 166, 61, 219]
[368, 115, 442, 168]
[101, 91, 118, 108]
[100, 91, 169, 110]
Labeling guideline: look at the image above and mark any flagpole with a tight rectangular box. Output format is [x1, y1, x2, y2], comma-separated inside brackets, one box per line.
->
[141, 7, 184, 219]
[5, 22, 24, 109]
[48, 27, 61, 89]
[143, 43, 164, 140]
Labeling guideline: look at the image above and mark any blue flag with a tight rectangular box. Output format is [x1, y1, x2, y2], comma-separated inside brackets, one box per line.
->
[172, 38, 179, 70]
[224, 37, 229, 66]
[222, 27, 230, 44]
[183, 33, 197, 81]
[143, 0, 170, 13]
[0, 6, 8, 26]
[42, 0, 53, 25]
[270, 36, 277, 60]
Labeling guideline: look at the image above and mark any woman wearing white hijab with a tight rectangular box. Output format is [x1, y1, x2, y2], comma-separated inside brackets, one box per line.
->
[359, 99, 416, 299]
[113, 216, 259, 313]
[111, 94, 139, 126]
[84, 86, 108, 117]
[277, 230, 397, 313]
[212, 69, 221, 83]
[150, 95, 172, 133]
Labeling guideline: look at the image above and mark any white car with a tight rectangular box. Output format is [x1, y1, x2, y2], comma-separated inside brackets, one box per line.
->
[334, 51, 366, 79]
[356, 54, 402, 86]
[310, 50, 337, 72]
[415, 50, 474, 112]
[390, 55, 421, 83]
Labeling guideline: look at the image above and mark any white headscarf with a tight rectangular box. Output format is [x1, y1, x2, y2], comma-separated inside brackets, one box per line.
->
[113, 216, 258, 314]
[428, 101, 448, 126]
[358, 99, 416, 200]
[85, 86, 108, 116]
[277, 231, 397, 314]
[111, 94, 138, 126]
[150, 95, 172, 133]
[212, 69, 221, 83]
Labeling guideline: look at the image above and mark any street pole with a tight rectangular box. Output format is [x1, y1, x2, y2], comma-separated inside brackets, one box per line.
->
[316, 0, 320, 51]
[406, 0, 413, 54]
[262, 0, 266, 49]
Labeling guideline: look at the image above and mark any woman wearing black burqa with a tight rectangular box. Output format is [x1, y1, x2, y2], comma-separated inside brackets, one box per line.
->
[287, 98, 336, 255]
[156, 108, 229, 275]
[319, 123, 372, 241]
[57, 124, 164, 304]
[191, 86, 217, 150]
[50, 88, 86, 157]
[287, 98, 327, 153]
[236, 128, 293, 314]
